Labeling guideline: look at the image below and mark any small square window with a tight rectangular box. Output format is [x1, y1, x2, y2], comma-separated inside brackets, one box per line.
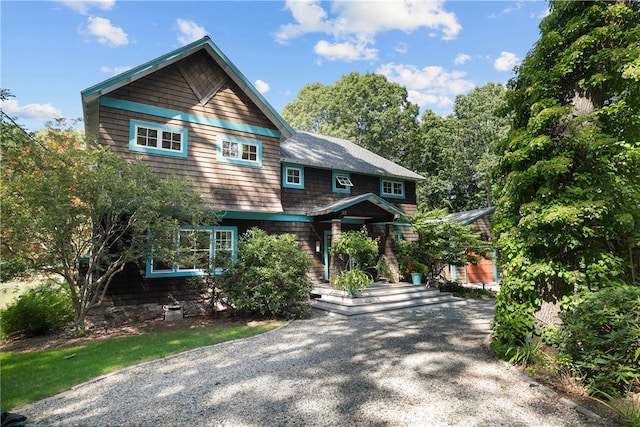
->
[217, 136, 262, 167]
[335, 174, 353, 187]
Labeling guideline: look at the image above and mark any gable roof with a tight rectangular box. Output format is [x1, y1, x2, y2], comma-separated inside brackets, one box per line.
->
[306, 192, 406, 218]
[81, 36, 293, 139]
[445, 206, 495, 225]
[281, 131, 425, 181]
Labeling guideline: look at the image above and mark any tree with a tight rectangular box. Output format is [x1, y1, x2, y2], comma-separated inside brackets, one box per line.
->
[410, 84, 509, 212]
[491, 0, 640, 346]
[1, 119, 210, 329]
[396, 210, 489, 284]
[281, 72, 420, 163]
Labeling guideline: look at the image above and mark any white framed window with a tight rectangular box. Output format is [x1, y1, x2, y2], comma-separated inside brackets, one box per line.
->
[282, 163, 304, 189]
[129, 120, 188, 158]
[217, 135, 262, 167]
[332, 171, 353, 193]
[147, 226, 237, 277]
[381, 178, 405, 199]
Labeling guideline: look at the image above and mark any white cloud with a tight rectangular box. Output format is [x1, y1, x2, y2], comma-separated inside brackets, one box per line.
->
[59, 0, 115, 15]
[395, 42, 408, 54]
[254, 79, 270, 94]
[454, 53, 471, 65]
[276, 0, 461, 61]
[100, 65, 132, 75]
[177, 19, 207, 45]
[494, 51, 520, 72]
[377, 62, 475, 111]
[314, 40, 377, 61]
[85, 16, 128, 47]
[0, 98, 62, 121]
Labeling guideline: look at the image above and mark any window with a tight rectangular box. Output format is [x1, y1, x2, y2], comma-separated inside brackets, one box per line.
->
[282, 164, 304, 189]
[332, 171, 353, 194]
[381, 179, 405, 199]
[147, 226, 237, 277]
[129, 120, 188, 158]
[217, 135, 262, 167]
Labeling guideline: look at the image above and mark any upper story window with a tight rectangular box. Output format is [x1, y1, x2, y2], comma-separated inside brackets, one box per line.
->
[282, 163, 304, 189]
[129, 120, 188, 158]
[217, 135, 262, 167]
[381, 178, 405, 199]
[332, 171, 353, 194]
[147, 226, 237, 278]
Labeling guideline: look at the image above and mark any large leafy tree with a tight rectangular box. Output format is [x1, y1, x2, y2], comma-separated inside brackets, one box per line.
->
[1, 116, 210, 329]
[281, 72, 420, 163]
[410, 83, 509, 212]
[491, 0, 640, 345]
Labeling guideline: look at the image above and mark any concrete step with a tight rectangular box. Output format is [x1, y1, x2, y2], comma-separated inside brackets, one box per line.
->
[310, 283, 466, 317]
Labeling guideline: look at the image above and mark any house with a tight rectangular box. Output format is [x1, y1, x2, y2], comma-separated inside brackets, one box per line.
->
[81, 36, 424, 313]
[443, 206, 499, 286]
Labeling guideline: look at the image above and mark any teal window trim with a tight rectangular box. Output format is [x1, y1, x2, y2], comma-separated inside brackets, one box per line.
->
[380, 178, 405, 199]
[282, 163, 304, 189]
[129, 119, 188, 158]
[217, 135, 262, 167]
[146, 226, 237, 278]
[332, 170, 352, 194]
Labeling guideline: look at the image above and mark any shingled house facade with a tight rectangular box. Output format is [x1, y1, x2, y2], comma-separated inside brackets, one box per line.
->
[81, 36, 424, 309]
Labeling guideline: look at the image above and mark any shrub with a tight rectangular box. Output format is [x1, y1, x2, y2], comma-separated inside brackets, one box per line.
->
[214, 228, 313, 319]
[0, 281, 73, 338]
[559, 285, 640, 396]
[333, 269, 373, 295]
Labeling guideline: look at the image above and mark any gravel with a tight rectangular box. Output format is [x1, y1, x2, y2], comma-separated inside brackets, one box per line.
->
[19, 300, 608, 426]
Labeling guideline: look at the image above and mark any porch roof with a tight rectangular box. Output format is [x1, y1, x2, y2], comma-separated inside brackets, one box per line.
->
[307, 193, 406, 218]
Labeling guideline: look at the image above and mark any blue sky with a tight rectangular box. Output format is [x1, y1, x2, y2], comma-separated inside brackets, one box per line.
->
[1, 1, 548, 132]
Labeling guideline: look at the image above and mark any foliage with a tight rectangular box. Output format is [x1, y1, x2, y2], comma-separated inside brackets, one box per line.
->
[506, 338, 544, 368]
[558, 285, 640, 396]
[0, 281, 73, 339]
[592, 391, 640, 427]
[375, 256, 393, 281]
[492, 0, 640, 346]
[213, 228, 313, 319]
[329, 226, 380, 272]
[0, 321, 281, 410]
[332, 269, 373, 295]
[1, 118, 209, 329]
[437, 281, 497, 299]
[396, 211, 488, 284]
[410, 84, 510, 212]
[281, 72, 419, 163]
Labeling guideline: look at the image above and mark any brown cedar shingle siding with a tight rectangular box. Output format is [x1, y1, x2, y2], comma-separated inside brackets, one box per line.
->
[95, 51, 284, 213]
[281, 166, 417, 217]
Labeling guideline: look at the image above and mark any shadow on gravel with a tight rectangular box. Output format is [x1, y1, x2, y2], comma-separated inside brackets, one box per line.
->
[23, 300, 601, 426]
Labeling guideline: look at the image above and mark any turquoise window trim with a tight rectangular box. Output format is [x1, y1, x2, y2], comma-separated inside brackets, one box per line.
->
[332, 170, 352, 194]
[146, 226, 238, 278]
[129, 119, 188, 158]
[323, 230, 331, 281]
[380, 178, 405, 199]
[101, 97, 281, 139]
[282, 163, 305, 189]
[216, 135, 262, 168]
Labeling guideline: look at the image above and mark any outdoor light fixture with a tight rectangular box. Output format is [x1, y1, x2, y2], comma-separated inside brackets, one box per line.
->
[315, 241, 321, 253]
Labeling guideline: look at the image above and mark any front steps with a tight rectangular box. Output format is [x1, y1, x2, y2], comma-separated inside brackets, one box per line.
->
[310, 283, 466, 317]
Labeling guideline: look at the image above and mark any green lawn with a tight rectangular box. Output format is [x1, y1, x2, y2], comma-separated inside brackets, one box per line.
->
[0, 321, 283, 410]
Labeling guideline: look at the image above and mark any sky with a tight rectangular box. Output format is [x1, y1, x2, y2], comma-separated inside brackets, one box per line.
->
[1, 0, 549, 133]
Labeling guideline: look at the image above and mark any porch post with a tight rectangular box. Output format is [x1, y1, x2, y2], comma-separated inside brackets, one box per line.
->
[384, 223, 400, 283]
[329, 219, 342, 284]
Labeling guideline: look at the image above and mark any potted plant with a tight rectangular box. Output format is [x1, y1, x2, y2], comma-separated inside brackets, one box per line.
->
[332, 269, 373, 296]
[406, 261, 428, 285]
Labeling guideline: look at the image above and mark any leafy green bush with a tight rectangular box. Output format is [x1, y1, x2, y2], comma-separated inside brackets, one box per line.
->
[332, 269, 373, 295]
[214, 228, 313, 319]
[559, 285, 640, 395]
[1, 281, 73, 338]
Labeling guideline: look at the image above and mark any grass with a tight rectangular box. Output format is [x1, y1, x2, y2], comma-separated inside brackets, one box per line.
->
[0, 321, 283, 410]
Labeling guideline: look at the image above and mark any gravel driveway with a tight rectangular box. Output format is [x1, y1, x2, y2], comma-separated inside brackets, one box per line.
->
[20, 300, 606, 426]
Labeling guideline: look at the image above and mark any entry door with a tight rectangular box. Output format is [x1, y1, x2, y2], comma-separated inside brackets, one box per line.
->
[323, 231, 331, 281]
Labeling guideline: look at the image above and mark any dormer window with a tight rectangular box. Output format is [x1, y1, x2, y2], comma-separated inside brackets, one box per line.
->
[332, 171, 353, 194]
[381, 178, 405, 199]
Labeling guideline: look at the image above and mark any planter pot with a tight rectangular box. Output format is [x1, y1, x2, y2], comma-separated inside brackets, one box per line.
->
[411, 272, 422, 285]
